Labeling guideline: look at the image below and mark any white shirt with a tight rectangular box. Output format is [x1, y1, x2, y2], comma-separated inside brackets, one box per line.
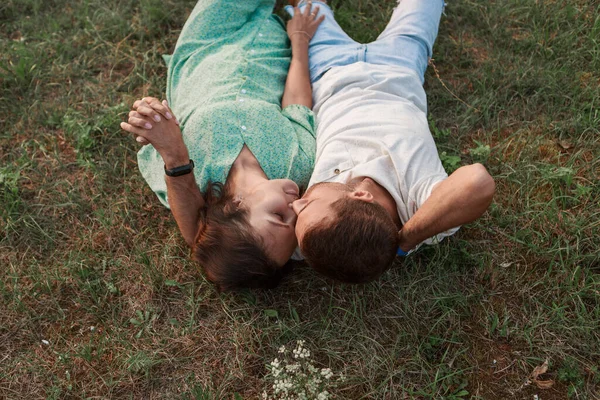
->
[310, 62, 459, 246]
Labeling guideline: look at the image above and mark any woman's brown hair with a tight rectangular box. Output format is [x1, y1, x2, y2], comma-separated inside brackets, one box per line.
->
[193, 182, 290, 291]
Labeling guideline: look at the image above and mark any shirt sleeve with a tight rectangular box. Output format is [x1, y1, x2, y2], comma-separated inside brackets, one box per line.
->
[281, 104, 317, 154]
[408, 174, 461, 246]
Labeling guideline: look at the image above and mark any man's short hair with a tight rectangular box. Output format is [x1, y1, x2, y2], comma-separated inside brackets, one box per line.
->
[301, 197, 398, 283]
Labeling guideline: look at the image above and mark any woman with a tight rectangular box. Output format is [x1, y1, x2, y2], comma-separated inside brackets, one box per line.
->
[121, 1, 324, 290]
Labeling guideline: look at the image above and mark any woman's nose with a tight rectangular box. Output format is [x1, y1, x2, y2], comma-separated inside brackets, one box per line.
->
[291, 198, 307, 215]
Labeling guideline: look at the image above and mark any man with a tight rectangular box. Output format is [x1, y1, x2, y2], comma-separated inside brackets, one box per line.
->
[287, 0, 496, 283]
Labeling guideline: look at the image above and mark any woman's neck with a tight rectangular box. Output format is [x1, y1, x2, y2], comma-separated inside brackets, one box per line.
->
[227, 145, 268, 197]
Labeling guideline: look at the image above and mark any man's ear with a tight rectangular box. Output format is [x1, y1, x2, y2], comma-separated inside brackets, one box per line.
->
[349, 190, 374, 203]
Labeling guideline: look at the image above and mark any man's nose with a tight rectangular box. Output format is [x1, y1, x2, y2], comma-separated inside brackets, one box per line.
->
[291, 198, 307, 215]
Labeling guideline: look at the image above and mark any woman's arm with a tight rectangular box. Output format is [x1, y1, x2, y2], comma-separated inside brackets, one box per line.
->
[397, 164, 495, 252]
[281, 3, 324, 109]
[165, 167, 205, 248]
[121, 98, 204, 247]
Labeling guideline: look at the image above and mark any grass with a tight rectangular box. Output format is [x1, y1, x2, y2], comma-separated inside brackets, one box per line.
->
[1, 0, 599, 398]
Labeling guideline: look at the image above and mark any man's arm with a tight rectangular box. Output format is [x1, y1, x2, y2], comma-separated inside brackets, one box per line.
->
[397, 163, 495, 252]
[281, 3, 324, 109]
[121, 98, 204, 247]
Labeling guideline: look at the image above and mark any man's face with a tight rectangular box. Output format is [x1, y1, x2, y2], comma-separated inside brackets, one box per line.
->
[291, 182, 348, 246]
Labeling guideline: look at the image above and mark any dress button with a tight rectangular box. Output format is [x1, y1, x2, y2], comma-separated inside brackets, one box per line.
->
[334, 168, 341, 175]
[241, 89, 247, 94]
[241, 125, 247, 130]
[259, 33, 263, 37]
[251, 49, 255, 54]
[239, 99, 244, 102]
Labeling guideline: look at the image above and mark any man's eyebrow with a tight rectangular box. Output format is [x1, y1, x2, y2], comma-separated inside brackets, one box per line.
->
[296, 199, 314, 217]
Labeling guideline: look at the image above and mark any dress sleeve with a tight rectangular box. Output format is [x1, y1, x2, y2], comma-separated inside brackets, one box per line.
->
[281, 104, 317, 154]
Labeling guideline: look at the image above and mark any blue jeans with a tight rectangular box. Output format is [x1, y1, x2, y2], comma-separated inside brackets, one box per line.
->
[285, 0, 445, 84]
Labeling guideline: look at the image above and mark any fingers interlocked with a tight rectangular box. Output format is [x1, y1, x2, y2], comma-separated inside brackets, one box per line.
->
[121, 97, 179, 146]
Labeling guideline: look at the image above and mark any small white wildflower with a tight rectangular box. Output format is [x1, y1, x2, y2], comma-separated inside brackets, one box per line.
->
[294, 347, 310, 359]
[278, 345, 286, 353]
[317, 391, 330, 400]
[41, 339, 49, 345]
[285, 363, 300, 373]
[262, 391, 268, 399]
[320, 368, 333, 379]
[90, 326, 95, 332]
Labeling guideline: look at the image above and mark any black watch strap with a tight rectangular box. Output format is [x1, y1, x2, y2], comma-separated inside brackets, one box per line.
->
[164, 159, 194, 177]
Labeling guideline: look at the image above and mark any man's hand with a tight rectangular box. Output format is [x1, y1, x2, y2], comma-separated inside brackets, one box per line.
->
[121, 97, 189, 168]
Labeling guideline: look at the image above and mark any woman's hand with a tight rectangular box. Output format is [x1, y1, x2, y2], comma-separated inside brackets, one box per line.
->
[133, 97, 179, 124]
[121, 97, 180, 145]
[121, 98, 189, 168]
[286, 1, 324, 44]
[281, 2, 322, 108]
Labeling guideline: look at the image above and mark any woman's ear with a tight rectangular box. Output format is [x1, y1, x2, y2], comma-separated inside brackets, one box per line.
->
[192, 220, 207, 248]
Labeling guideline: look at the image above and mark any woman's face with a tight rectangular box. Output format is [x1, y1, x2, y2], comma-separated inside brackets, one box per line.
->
[243, 179, 300, 266]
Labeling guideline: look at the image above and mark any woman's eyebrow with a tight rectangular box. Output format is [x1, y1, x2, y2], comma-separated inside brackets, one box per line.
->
[268, 220, 292, 229]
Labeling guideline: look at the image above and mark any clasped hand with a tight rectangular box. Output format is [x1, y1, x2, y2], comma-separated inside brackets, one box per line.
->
[121, 97, 189, 167]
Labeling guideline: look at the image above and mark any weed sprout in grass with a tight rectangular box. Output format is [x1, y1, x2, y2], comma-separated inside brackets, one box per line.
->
[263, 341, 344, 400]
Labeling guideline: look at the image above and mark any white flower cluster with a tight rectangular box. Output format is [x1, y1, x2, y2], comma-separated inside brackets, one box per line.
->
[263, 341, 341, 400]
[320, 368, 333, 380]
[292, 340, 311, 359]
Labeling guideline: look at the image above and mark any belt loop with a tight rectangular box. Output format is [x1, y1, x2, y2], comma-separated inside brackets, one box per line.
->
[358, 44, 367, 62]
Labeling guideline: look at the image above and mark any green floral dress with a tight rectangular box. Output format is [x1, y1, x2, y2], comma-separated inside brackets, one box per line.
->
[137, 0, 316, 207]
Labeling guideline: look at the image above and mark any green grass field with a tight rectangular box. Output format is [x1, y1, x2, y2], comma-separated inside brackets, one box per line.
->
[1, 0, 599, 398]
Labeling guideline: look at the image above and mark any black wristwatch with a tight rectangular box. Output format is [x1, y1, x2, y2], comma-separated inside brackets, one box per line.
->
[164, 159, 194, 177]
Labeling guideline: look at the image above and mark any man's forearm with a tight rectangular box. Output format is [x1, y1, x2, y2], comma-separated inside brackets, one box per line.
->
[281, 38, 312, 109]
[398, 163, 495, 251]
